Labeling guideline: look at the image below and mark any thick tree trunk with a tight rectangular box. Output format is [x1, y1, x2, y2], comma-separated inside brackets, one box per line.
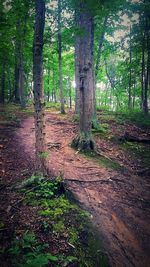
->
[33, 0, 47, 176]
[58, 0, 65, 114]
[72, 3, 95, 151]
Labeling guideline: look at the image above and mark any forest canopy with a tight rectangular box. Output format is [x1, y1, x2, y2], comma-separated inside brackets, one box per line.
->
[0, 0, 149, 114]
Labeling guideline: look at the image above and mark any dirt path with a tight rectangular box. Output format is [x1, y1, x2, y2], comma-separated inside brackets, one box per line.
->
[1, 110, 150, 267]
[14, 111, 149, 267]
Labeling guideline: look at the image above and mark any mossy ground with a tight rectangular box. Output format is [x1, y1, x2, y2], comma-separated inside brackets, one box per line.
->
[6, 176, 109, 267]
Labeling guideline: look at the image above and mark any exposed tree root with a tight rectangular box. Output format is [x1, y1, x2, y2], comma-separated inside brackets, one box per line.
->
[71, 134, 95, 152]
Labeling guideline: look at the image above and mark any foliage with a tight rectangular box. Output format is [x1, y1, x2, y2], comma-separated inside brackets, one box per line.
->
[0, 0, 149, 113]
[9, 231, 78, 267]
[14, 175, 109, 266]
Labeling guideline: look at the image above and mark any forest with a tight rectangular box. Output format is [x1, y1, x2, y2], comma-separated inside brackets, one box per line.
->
[0, 0, 150, 266]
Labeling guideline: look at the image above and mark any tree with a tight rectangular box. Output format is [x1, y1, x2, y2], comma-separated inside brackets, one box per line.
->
[33, 0, 48, 175]
[58, 0, 65, 114]
[72, 1, 95, 151]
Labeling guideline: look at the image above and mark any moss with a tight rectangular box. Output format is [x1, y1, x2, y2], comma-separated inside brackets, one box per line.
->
[121, 142, 150, 168]
[15, 176, 109, 267]
[71, 132, 95, 152]
[83, 151, 124, 172]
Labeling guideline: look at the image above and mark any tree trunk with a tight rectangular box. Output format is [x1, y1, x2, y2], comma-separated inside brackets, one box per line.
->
[14, 19, 26, 107]
[58, 0, 65, 114]
[95, 16, 108, 79]
[47, 68, 50, 102]
[33, 0, 47, 176]
[128, 27, 132, 110]
[19, 49, 25, 108]
[93, 17, 107, 121]
[105, 60, 121, 109]
[72, 3, 95, 151]
[14, 37, 20, 104]
[143, 12, 150, 115]
[75, 10, 80, 114]
[68, 78, 72, 109]
[0, 61, 5, 104]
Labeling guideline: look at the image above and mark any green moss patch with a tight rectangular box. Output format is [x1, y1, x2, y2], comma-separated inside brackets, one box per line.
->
[8, 175, 109, 267]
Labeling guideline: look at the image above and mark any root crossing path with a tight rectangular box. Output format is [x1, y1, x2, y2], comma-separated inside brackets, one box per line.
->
[10, 112, 150, 267]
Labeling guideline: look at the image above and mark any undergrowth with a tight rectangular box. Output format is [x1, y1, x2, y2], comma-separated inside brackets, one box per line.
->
[9, 231, 78, 267]
[9, 175, 109, 267]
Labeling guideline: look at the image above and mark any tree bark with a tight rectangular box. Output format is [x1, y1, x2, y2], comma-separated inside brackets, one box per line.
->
[33, 0, 47, 176]
[14, 24, 20, 104]
[95, 16, 108, 79]
[68, 78, 72, 109]
[0, 61, 5, 104]
[14, 18, 26, 108]
[143, 11, 150, 115]
[128, 27, 132, 110]
[72, 2, 95, 151]
[75, 10, 80, 114]
[47, 67, 50, 102]
[58, 0, 65, 114]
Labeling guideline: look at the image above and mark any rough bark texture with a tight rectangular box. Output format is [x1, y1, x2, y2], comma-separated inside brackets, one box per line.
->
[33, 0, 47, 176]
[73, 3, 95, 151]
[58, 0, 65, 114]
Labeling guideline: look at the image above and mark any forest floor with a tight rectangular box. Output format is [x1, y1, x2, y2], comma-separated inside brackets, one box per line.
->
[0, 104, 150, 267]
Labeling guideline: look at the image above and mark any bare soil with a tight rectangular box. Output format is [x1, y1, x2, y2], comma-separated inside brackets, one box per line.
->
[0, 107, 150, 267]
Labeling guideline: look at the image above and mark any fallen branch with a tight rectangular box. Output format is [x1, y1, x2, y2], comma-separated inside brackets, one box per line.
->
[120, 132, 150, 143]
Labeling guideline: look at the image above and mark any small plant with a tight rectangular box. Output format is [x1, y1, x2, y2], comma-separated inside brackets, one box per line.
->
[15, 176, 109, 266]
[38, 152, 49, 158]
[9, 231, 78, 267]
[72, 114, 80, 123]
